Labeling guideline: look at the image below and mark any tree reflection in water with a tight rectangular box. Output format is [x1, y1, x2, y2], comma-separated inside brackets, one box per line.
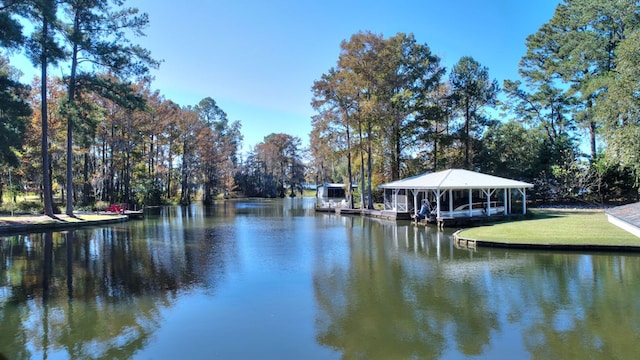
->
[313, 216, 640, 359]
[313, 217, 499, 359]
[2, 201, 640, 359]
[0, 213, 234, 360]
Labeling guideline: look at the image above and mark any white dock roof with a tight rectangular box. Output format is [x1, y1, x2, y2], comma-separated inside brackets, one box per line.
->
[379, 169, 533, 190]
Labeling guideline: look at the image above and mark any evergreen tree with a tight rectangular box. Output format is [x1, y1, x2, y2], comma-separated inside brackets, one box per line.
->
[0, 55, 31, 201]
[60, 0, 157, 215]
[25, 0, 66, 216]
[449, 56, 498, 169]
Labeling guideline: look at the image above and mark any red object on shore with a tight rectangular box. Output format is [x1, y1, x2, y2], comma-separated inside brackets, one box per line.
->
[107, 204, 125, 213]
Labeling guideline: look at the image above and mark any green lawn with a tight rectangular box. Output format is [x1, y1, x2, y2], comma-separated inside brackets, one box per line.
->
[458, 209, 640, 246]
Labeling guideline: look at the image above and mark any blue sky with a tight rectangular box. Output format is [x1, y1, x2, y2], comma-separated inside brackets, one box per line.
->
[14, 0, 561, 155]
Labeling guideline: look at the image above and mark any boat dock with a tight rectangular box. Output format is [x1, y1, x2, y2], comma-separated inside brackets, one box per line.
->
[316, 207, 412, 221]
[98, 207, 144, 219]
[124, 210, 144, 219]
[416, 214, 527, 229]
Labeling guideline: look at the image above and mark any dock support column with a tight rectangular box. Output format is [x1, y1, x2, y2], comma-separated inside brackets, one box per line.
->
[435, 189, 441, 219]
[393, 189, 399, 211]
[468, 189, 473, 218]
[503, 188, 508, 215]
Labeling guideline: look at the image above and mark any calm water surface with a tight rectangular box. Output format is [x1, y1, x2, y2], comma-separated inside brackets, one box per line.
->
[1, 198, 640, 359]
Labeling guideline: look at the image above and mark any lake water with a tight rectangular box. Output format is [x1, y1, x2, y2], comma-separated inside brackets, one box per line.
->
[1, 198, 640, 359]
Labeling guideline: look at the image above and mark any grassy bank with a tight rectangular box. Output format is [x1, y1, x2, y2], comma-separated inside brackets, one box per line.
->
[459, 209, 640, 247]
[0, 214, 124, 224]
[0, 214, 128, 235]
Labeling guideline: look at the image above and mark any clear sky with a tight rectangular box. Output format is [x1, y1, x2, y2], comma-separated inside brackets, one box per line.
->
[14, 0, 561, 155]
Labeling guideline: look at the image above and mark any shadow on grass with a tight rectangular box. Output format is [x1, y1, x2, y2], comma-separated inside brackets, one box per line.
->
[528, 208, 599, 220]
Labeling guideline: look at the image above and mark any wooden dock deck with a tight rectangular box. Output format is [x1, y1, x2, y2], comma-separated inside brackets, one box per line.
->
[317, 207, 412, 221]
[413, 214, 527, 229]
[97, 209, 144, 219]
[124, 210, 144, 219]
[317, 206, 523, 227]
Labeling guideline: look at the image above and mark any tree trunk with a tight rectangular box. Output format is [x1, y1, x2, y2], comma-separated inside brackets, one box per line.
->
[148, 134, 154, 175]
[392, 116, 401, 180]
[102, 136, 107, 201]
[41, 13, 55, 217]
[359, 121, 365, 209]
[346, 123, 354, 209]
[109, 125, 115, 203]
[366, 121, 373, 209]
[590, 120, 597, 160]
[125, 143, 131, 205]
[167, 142, 173, 200]
[464, 103, 471, 169]
[65, 11, 81, 216]
[180, 140, 190, 204]
[82, 152, 90, 206]
[433, 129, 438, 171]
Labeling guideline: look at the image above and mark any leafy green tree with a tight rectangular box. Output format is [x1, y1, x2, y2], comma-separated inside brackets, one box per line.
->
[0, 0, 28, 49]
[159, 101, 181, 201]
[313, 31, 444, 208]
[502, 80, 576, 155]
[599, 28, 640, 184]
[412, 82, 454, 172]
[501, 80, 580, 200]
[505, 18, 581, 201]
[195, 97, 242, 203]
[449, 56, 498, 169]
[588, 156, 638, 203]
[24, 0, 66, 216]
[77, 76, 145, 206]
[60, 0, 157, 215]
[177, 106, 201, 204]
[536, 0, 640, 160]
[238, 133, 304, 198]
[0, 56, 31, 204]
[196, 97, 227, 204]
[476, 120, 545, 182]
[335, 31, 382, 208]
[236, 149, 277, 197]
[0, 56, 30, 168]
[262, 133, 304, 197]
[22, 77, 67, 207]
[75, 75, 145, 205]
[507, 0, 640, 200]
[376, 33, 444, 181]
[308, 115, 340, 182]
[128, 88, 178, 205]
[502, 78, 580, 201]
[311, 68, 358, 207]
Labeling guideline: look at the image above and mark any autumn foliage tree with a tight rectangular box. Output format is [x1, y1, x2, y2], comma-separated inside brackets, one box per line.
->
[311, 31, 444, 208]
[237, 133, 305, 198]
[59, 0, 158, 215]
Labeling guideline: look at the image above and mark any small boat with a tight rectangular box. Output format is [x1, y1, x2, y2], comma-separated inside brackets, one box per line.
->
[431, 201, 504, 219]
[124, 209, 144, 219]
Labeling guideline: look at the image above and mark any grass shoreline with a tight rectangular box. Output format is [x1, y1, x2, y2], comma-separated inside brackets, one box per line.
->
[3, 207, 639, 250]
[0, 213, 128, 235]
[457, 209, 640, 248]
